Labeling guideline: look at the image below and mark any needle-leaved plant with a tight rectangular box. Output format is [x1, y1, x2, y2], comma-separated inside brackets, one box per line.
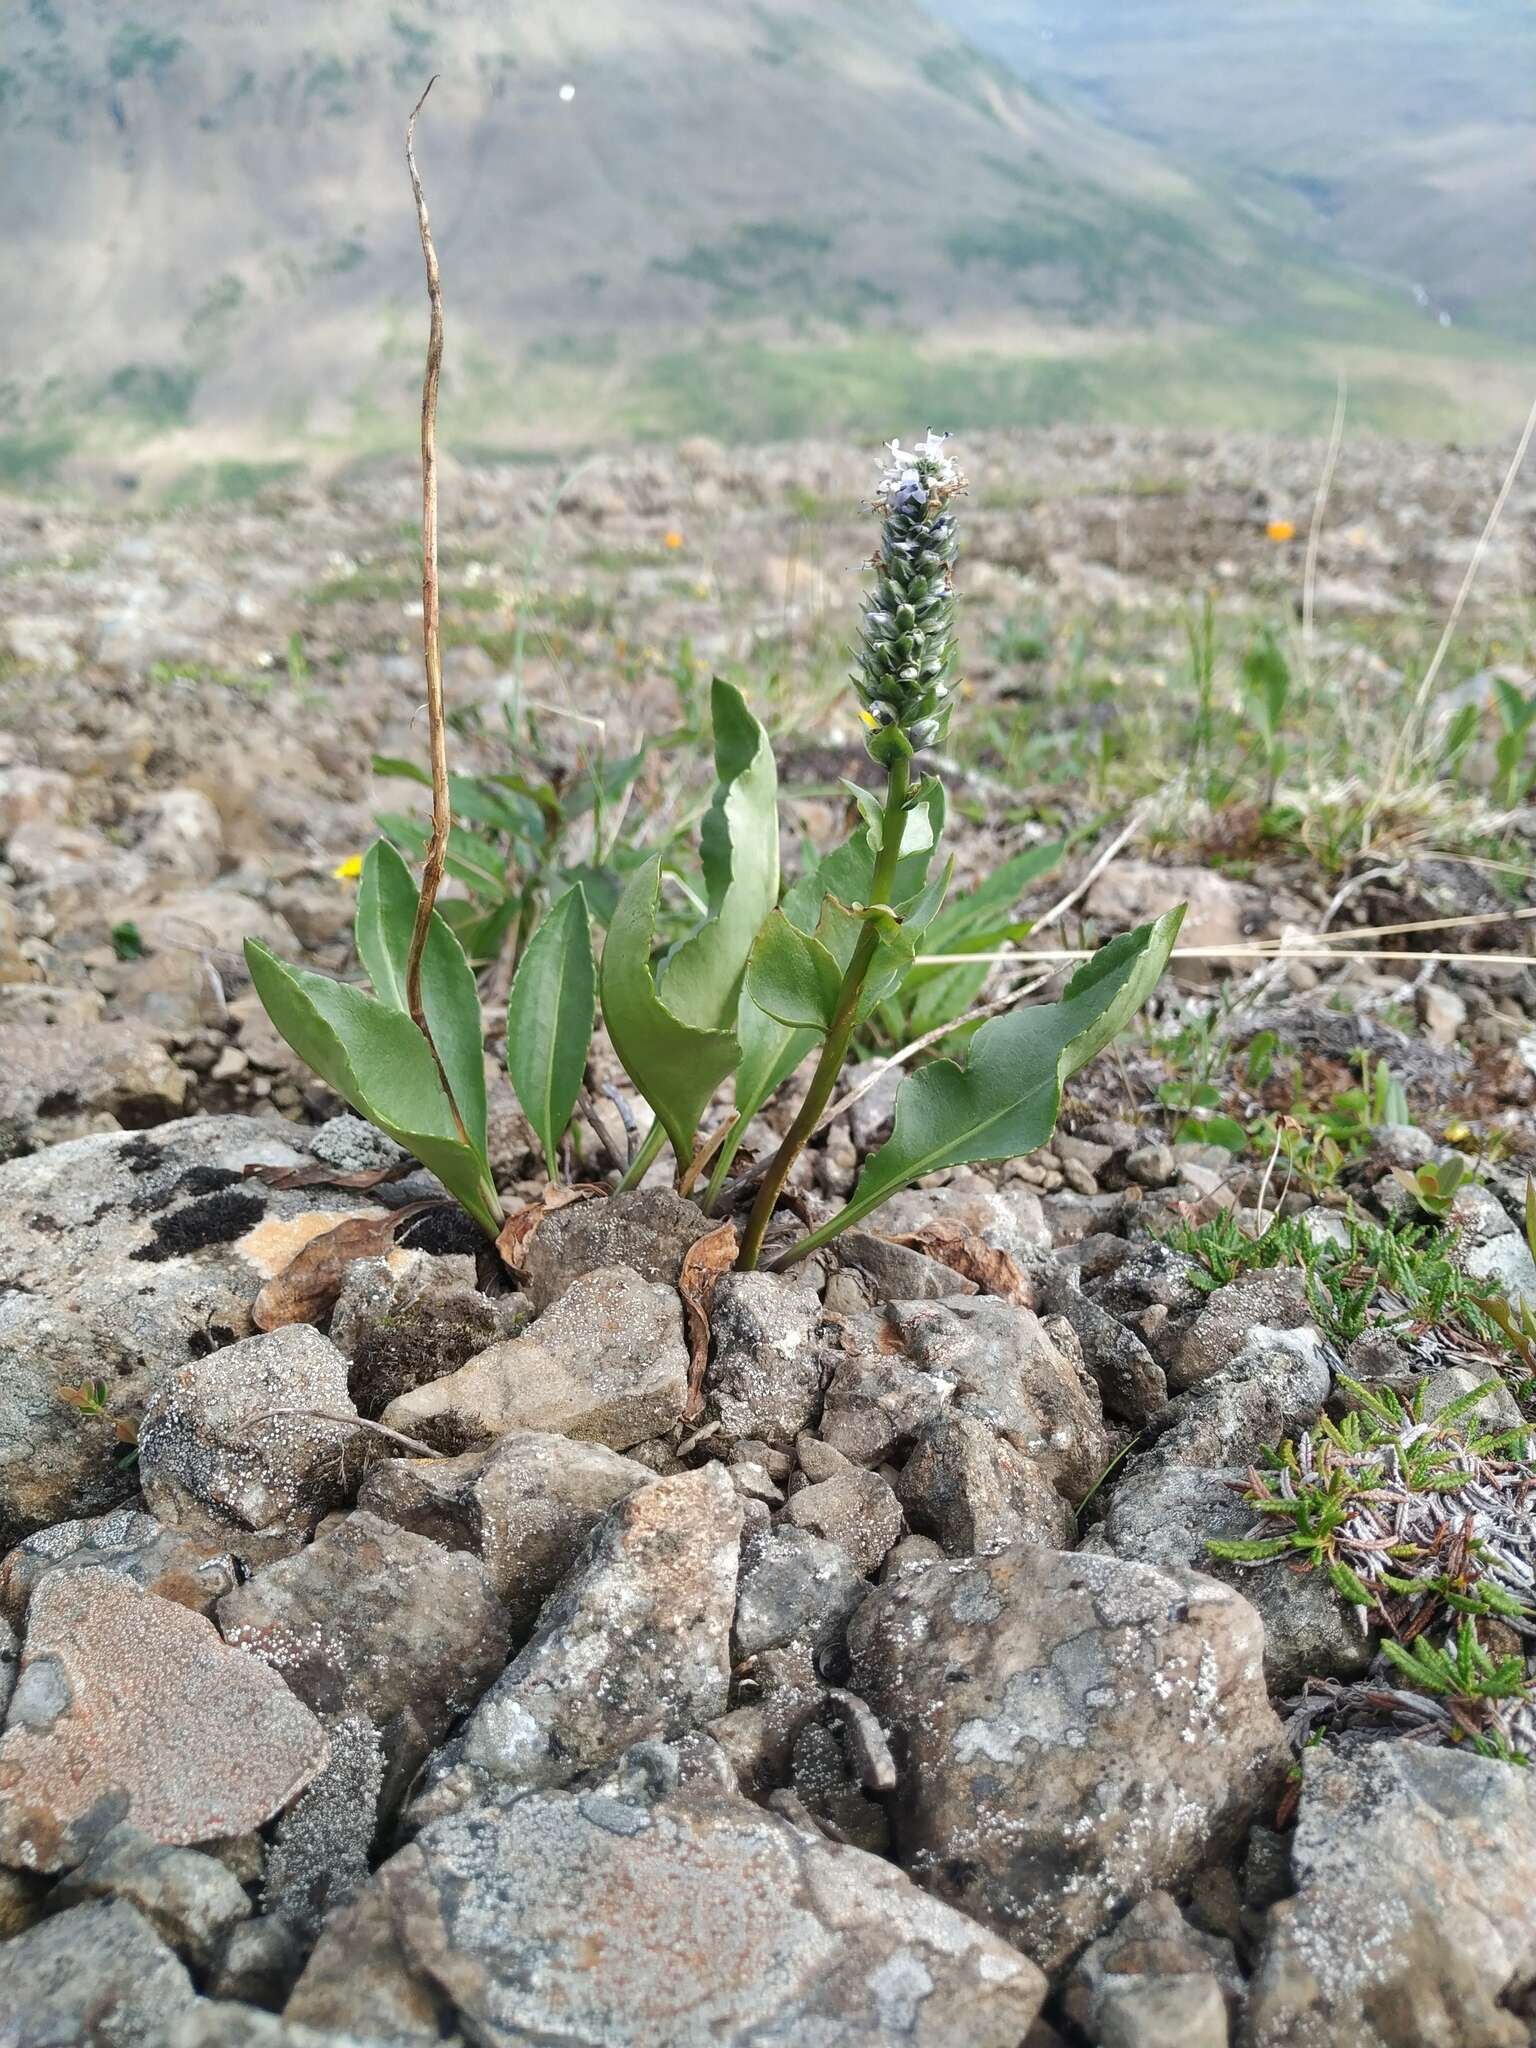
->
[248, 433, 1184, 1269]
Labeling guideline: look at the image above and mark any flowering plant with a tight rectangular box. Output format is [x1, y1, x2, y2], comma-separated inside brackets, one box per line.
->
[248, 433, 1182, 1269]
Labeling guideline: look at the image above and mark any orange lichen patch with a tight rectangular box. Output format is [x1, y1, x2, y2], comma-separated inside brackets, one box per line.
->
[235, 1208, 388, 1280]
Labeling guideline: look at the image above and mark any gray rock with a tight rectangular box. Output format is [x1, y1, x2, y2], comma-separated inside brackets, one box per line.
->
[0, 1616, 14, 1722]
[873, 1169, 1051, 1254]
[49, 1824, 252, 1972]
[1152, 1325, 1336, 1472]
[1465, 1230, 1536, 1313]
[1042, 1266, 1168, 1426]
[881, 1295, 1111, 1500]
[1245, 1742, 1536, 2047]
[358, 1429, 650, 1635]
[329, 1252, 517, 1417]
[307, 1115, 409, 1175]
[0, 1572, 326, 1874]
[896, 1414, 1074, 1555]
[288, 1752, 1046, 2045]
[263, 1715, 384, 1942]
[413, 1467, 742, 1821]
[1171, 1269, 1313, 1393]
[0, 1118, 390, 1553]
[705, 1273, 824, 1443]
[204, 1917, 310, 2010]
[832, 1230, 977, 1302]
[138, 1326, 362, 1542]
[216, 1510, 510, 1803]
[782, 1466, 904, 1575]
[0, 1899, 197, 2045]
[733, 1523, 868, 1662]
[0, 1507, 238, 1629]
[1099, 1976, 1229, 2048]
[849, 1546, 1285, 1972]
[0, 1017, 186, 1161]
[1063, 1889, 1241, 2042]
[817, 1344, 954, 1466]
[520, 1187, 717, 1311]
[381, 1265, 687, 1454]
[1100, 1461, 1374, 1693]
[166, 2007, 410, 2048]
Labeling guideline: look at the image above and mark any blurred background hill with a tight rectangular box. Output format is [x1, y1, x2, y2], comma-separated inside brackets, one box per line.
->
[3, 0, 1531, 491]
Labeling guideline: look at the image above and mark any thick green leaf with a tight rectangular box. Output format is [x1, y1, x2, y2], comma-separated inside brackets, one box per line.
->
[746, 910, 844, 1031]
[790, 906, 1185, 1256]
[506, 884, 597, 1178]
[600, 854, 740, 1167]
[243, 940, 501, 1236]
[353, 840, 490, 1166]
[661, 679, 779, 1033]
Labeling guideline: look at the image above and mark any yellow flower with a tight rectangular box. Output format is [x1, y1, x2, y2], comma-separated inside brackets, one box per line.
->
[333, 853, 364, 881]
[1266, 519, 1296, 543]
[664, 530, 683, 550]
[858, 707, 878, 729]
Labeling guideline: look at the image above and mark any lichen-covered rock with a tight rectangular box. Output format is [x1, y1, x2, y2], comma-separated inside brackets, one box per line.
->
[289, 1746, 1046, 2046]
[782, 1465, 904, 1576]
[520, 1187, 717, 1310]
[0, 1118, 384, 1552]
[0, 1572, 327, 1874]
[1244, 1743, 1536, 2048]
[357, 1429, 651, 1635]
[411, 1467, 742, 1822]
[0, 1898, 197, 2045]
[849, 1546, 1285, 1971]
[262, 1715, 384, 1942]
[328, 1250, 522, 1417]
[705, 1273, 824, 1444]
[138, 1326, 362, 1541]
[1170, 1268, 1314, 1393]
[733, 1523, 868, 1663]
[1042, 1265, 1169, 1426]
[1098, 1460, 1374, 1692]
[896, 1414, 1073, 1555]
[0, 1507, 238, 1629]
[50, 1823, 253, 1971]
[381, 1266, 687, 1454]
[1062, 1889, 1242, 2043]
[0, 1016, 187, 1160]
[1150, 1325, 1336, 1473]
[877, 1295, 1111, 1499]
[216, 1511, 509, 1803]
[167, 2006, 401, 2048]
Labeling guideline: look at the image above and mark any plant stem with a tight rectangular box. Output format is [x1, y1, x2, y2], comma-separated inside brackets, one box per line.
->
[737, 755, 911, 1270]
[617, 1118, 668, 1192]
[403, 76, 448, 1038]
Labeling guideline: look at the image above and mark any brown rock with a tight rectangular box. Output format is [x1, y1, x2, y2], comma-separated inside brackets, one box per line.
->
[0, 1573, 326, 1873]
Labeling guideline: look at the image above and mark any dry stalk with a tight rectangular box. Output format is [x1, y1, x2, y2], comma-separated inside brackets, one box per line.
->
[404, 77, 449, 1035]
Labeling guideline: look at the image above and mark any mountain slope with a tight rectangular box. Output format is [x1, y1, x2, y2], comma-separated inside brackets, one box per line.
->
[0, 0, 1527, 478]
[929, 0, 1536, 322]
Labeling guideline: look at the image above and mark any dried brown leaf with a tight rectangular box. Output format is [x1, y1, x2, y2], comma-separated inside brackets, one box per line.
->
[243, 1160, 415, 1192]
[679, 1220, 739, 1421]
[493, 1183, 604, 1274]
[890, 1220, 1036, 1307]
[251, 1202, 441, 1331]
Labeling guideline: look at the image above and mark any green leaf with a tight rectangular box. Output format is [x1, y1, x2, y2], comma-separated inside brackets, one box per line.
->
[746, 909, 844, 1031]
[1204, 1536, 1295, 1562]
[506, 884, 597, 1179]
[353, 840, 489, 1166]
[600, 854, 740, 1168]
[243, 941, 501, 1236]
[661, 679, 779, 1033]
[1242, 628, 1291, 745]
[789, 907, 1184, 1256]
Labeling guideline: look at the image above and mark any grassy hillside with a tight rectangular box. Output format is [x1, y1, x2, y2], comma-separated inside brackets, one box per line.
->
[1, 0, 1529, 485]
[931, 0, 1536, 324]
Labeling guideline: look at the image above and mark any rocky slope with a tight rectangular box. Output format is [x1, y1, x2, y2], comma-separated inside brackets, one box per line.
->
[1, 427, 1536, 2042]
